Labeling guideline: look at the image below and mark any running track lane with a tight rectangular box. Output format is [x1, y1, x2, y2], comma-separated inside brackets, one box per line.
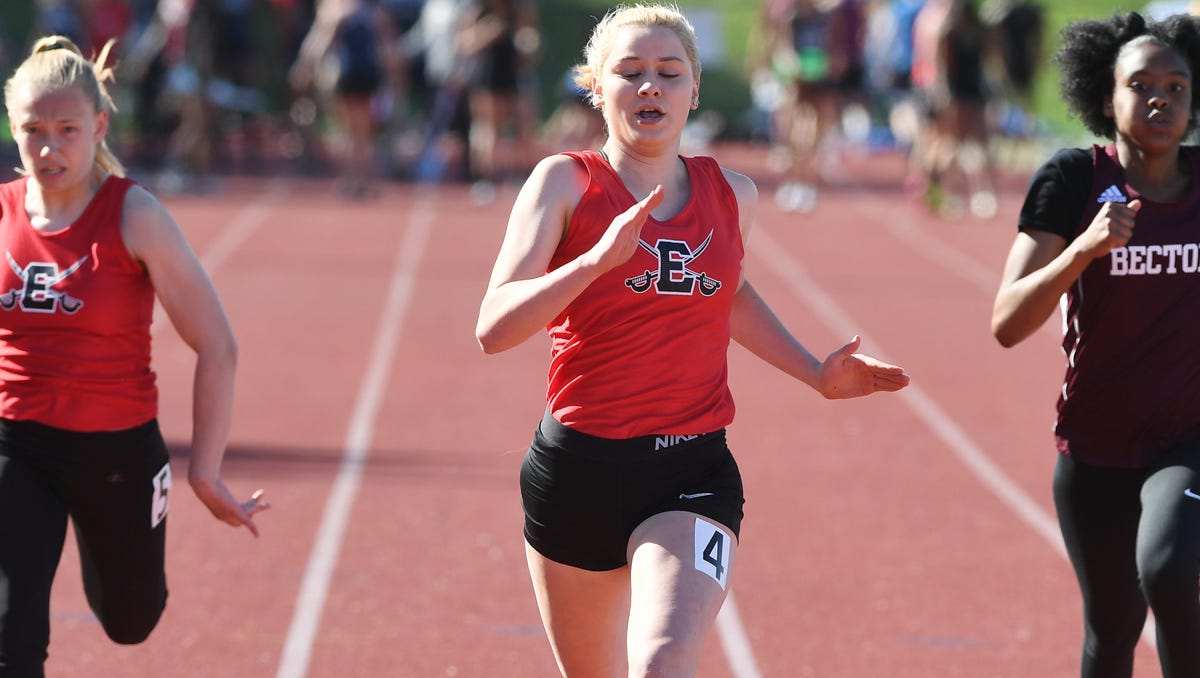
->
[41, 147, 1163, 676]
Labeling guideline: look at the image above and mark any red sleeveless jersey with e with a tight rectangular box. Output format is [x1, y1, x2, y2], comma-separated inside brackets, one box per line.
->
[1057, 145, 1200, 467]
[546, 151, 743, 438]
[0, 176, 157, 431]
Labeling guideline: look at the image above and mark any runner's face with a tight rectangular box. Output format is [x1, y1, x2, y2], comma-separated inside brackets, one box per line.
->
[593, 24, 697, 152]
[8, 83, 106, 192]
[1108, 40, 1192, 153]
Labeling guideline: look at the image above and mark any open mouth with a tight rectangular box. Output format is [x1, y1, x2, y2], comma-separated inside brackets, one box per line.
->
[636, 105, 665, 121]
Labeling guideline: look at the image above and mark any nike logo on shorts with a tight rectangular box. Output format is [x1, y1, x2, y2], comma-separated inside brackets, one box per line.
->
[679, 492, 715, 500]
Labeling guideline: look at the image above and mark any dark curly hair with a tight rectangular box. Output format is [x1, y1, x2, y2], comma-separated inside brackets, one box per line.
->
[1056, 11, 1200, 138]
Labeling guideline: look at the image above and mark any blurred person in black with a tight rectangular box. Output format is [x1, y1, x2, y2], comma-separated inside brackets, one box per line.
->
[456, 0, 539, 202]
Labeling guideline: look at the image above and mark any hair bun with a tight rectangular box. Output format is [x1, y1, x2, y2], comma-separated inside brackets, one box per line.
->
[31, 35, 81, 57]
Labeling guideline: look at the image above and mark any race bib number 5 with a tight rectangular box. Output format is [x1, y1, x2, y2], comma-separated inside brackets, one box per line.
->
[151, 463, 171, 528]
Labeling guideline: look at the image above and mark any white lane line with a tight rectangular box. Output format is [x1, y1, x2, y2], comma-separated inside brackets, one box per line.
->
[717, 592, 764, 678]
[836, 172, 1060, 343]
[275, 193, 436, 678]
[750, 222, 1065, 546]
[831, 178, 1160, 653]
[878, 211, 999, 296]
[151, 178, 291, 335]
[821, 163, 999, 297]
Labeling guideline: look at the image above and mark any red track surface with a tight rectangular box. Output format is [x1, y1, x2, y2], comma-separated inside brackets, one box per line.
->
[39, 145, 1164, 677]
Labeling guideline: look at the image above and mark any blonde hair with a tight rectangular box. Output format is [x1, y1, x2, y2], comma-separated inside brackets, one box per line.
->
[4, 35, 126, 178]
[572, 3, 701, 107]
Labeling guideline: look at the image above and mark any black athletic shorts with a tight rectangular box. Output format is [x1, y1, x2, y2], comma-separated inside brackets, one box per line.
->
[520, 411, 744, 571]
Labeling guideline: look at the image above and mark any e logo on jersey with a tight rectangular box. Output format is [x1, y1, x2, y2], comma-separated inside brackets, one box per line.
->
[625, 230, 723, 296]
[0, 252, 88, 313]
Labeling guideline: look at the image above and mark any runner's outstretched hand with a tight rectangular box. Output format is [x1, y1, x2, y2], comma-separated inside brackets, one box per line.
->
[816, 336, 910, 399]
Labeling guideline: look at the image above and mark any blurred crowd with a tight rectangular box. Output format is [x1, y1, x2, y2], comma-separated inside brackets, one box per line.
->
[0, 0, 561, 200]
[753, 0, 1046, 217]
[0, 0, 1056, 211]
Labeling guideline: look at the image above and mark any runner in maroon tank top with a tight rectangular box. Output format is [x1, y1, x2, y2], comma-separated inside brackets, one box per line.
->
[476, 4, 909, 676]
[993, 12, 1200, 678]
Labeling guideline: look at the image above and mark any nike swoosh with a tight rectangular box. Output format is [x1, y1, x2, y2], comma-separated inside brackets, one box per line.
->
[1184, 488, 1200, 501]
[679, 492, 714, 500]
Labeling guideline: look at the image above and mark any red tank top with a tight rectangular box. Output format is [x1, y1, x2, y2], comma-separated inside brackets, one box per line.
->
[0, 175, 157, 431]
[546, 152, 743, 438]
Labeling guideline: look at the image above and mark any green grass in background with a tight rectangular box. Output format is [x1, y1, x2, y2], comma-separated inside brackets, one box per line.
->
[534, 0, 762, 135]
[1033, 1, 1150, 141]
[535, 0, 1175, 142]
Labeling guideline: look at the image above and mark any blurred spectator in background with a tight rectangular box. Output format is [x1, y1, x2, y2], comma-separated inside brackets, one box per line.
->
[541, 68, 606, 154]
[909, 0, 996, 218]
[982, 0, 1043, 170]
[290, 0, 394, 198]
[861, 0, 925, 150]
[400, 0, 472, 182]
[983, 0, 1042, 133]
[376, 0, 425, 169]
[122, 0, 219, 193]
[908, 0, 948, 208]
[84, 0, 135, 58]
[36, 0, 86, 47]
[207, 0, 269, 173]
[937, 0, 996, 217]
[455, 0, 540, 203]
[759, 0, 866, 213]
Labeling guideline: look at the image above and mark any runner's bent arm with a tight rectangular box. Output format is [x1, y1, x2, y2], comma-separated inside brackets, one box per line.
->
[476, 155, 664, 353]
[121, 186, 260, 535]
[992, 200, 1139, 347]
[723, 168, 909, 397]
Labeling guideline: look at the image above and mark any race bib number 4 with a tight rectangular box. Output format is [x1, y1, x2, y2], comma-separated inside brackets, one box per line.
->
[151, 463, 171, 529]
[694, 518, 731, 590]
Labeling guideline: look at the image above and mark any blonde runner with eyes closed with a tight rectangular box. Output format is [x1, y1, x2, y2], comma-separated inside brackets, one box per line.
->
[475, 4, 909, 675]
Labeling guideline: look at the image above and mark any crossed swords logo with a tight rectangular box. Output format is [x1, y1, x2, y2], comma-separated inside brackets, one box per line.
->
[624, 230, 723, 296]
[0, 252, 88, 314]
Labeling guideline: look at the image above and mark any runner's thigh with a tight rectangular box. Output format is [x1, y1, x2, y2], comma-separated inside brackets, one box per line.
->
[62, 421, 170, 643]
[626, 510, 736, 676]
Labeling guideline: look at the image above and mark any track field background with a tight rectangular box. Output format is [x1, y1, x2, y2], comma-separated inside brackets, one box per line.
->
[37, 144, 1165, 677]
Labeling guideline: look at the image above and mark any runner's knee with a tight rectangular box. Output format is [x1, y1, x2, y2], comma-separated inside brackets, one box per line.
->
[0, 621, 50, 677]
[96, 596, 166, 645]
[1138, 544, 1199, 616]
[628, 639, 697, 678]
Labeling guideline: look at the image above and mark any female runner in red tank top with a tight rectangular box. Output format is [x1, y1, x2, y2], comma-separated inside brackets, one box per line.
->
[475, 5, 909, 675]
[0, 37, 269, 676]
[993, 12, 1200, 678]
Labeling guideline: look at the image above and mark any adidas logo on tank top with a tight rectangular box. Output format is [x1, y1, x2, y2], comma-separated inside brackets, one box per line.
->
[1098, 184, 1128, 203]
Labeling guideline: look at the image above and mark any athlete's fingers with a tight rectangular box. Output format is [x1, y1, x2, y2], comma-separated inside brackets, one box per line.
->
[240, 514, 261, 538]
[622, 185, 665, 228]
[859, 356, 908, 375]
[638, 185, 665, 214]
[229, 496, 262, 538]
[598, 186, 666, 268]
[873, 371, 911, 391]
[241, 489, 271, 516]
[1119, 199, 1140, 239]
[827, 335, 862, 362]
